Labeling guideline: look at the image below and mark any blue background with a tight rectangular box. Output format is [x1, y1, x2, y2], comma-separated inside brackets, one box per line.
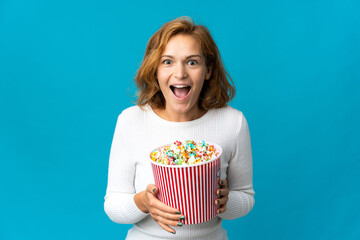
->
[1, 0, 359, 239]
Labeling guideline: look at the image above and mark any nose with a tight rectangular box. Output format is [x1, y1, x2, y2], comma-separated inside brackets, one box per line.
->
[174, 63, 188, 79]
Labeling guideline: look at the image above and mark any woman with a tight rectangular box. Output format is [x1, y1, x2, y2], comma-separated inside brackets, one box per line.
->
[104, 17, 255, 239]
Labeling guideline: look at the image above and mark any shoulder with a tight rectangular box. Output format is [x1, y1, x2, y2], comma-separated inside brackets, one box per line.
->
[216, 105, 243, 116]
[213, 105, 247, 134]
[120, 105, 147, 116]
[214, 105, 245, 122]
[116, 105, 151, 125]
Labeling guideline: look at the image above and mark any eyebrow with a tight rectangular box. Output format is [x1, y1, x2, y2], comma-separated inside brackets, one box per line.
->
[160, 54, 202, 59]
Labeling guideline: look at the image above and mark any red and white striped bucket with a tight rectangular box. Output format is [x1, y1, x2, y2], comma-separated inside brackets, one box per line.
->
[150, 142, 222, 225]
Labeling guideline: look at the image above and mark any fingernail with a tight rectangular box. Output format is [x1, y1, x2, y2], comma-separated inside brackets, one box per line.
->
[218, 210, 222, 213]
[175, 211, 181, 214]
[152, 188, 156, 193]
[218, 190, 222, 194]
[180, 216, 185, 220]
[217, 200, 220, 204]
[220, 180, 224, 185]
[171, 231, 175, 234]
[177, 222, 183, 226]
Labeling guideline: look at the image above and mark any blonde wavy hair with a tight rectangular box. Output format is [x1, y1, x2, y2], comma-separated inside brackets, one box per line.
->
[135, 16, 235, 110]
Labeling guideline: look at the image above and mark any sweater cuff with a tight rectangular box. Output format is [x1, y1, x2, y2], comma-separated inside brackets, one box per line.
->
[129, 194, 149, 219]
[218, 190, 255, 220]
[104, 192, 148, 224]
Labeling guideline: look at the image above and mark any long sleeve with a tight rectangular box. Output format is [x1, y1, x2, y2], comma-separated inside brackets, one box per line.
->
[103, 105, 254, 239]
[218, 112, 255, 220]
[104, 113, 148, 224]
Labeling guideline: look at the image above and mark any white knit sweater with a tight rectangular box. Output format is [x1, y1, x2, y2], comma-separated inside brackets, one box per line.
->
[104, 105, 255, 239]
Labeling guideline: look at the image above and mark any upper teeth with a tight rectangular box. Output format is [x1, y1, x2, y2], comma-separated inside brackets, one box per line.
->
[172, 85, 189, 88]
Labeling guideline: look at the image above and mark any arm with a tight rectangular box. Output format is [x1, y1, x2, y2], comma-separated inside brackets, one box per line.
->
[104, 113, 148, 224]
[218, 112, 255, 220]
[104, 113, 183, 231]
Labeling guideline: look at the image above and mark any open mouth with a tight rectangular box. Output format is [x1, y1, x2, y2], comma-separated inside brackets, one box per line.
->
[170, 85, 191, 98]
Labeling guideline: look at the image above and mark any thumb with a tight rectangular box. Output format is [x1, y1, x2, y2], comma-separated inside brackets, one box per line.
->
[146, 184, 158, 195]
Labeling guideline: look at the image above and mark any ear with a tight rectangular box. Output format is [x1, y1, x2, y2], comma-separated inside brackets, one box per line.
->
[205, 66, 212, 80]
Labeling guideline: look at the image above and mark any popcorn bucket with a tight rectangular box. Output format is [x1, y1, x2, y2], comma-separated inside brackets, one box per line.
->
[150, 142, 222, 225]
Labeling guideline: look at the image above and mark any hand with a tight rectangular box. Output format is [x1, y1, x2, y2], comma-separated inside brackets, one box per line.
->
[215, 178, 229, 214]
[134, 184, 184, 234]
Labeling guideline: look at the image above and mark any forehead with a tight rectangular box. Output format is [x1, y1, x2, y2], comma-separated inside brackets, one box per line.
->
[162, 34, 202, 56]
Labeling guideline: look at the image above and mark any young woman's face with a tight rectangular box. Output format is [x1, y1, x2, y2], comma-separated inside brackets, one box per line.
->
[156, 34, 211, 121]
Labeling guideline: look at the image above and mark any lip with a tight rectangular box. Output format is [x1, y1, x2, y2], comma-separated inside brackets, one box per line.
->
[170, 85, 192, 101]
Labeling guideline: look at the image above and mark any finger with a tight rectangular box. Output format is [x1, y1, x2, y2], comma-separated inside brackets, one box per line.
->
[156, 215, 184, 227]
[145, 189, 183, 217]
[145, 185, 181, 214]
[146, 193, 182, 215]
[217, 205, 227, 214]
[158, 221, 176, 234]
[216, 188, 229, 196]
[146, 184, 158, 195]
[215, 196, 228, 206]
[151, 207, 185, 221]
[219, 179, 227, 188]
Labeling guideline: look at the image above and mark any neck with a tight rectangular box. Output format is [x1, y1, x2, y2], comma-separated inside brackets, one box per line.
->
[153, 107, 207, 122]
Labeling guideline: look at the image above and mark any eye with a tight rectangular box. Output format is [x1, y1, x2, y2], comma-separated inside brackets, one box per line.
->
[188, 60, 198, 66]
[163, 59, 172, 65]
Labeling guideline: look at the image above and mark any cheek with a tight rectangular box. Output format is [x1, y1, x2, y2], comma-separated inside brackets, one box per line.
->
[157, 68, 171, 81]
[193, 71, 206, 85]
[156, 79, 170, 96]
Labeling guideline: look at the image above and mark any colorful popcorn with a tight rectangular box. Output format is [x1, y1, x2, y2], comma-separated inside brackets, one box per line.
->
[150, 140, 220, 165]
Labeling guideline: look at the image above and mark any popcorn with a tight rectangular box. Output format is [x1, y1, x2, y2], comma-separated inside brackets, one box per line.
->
[150, 140, 220, 165]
